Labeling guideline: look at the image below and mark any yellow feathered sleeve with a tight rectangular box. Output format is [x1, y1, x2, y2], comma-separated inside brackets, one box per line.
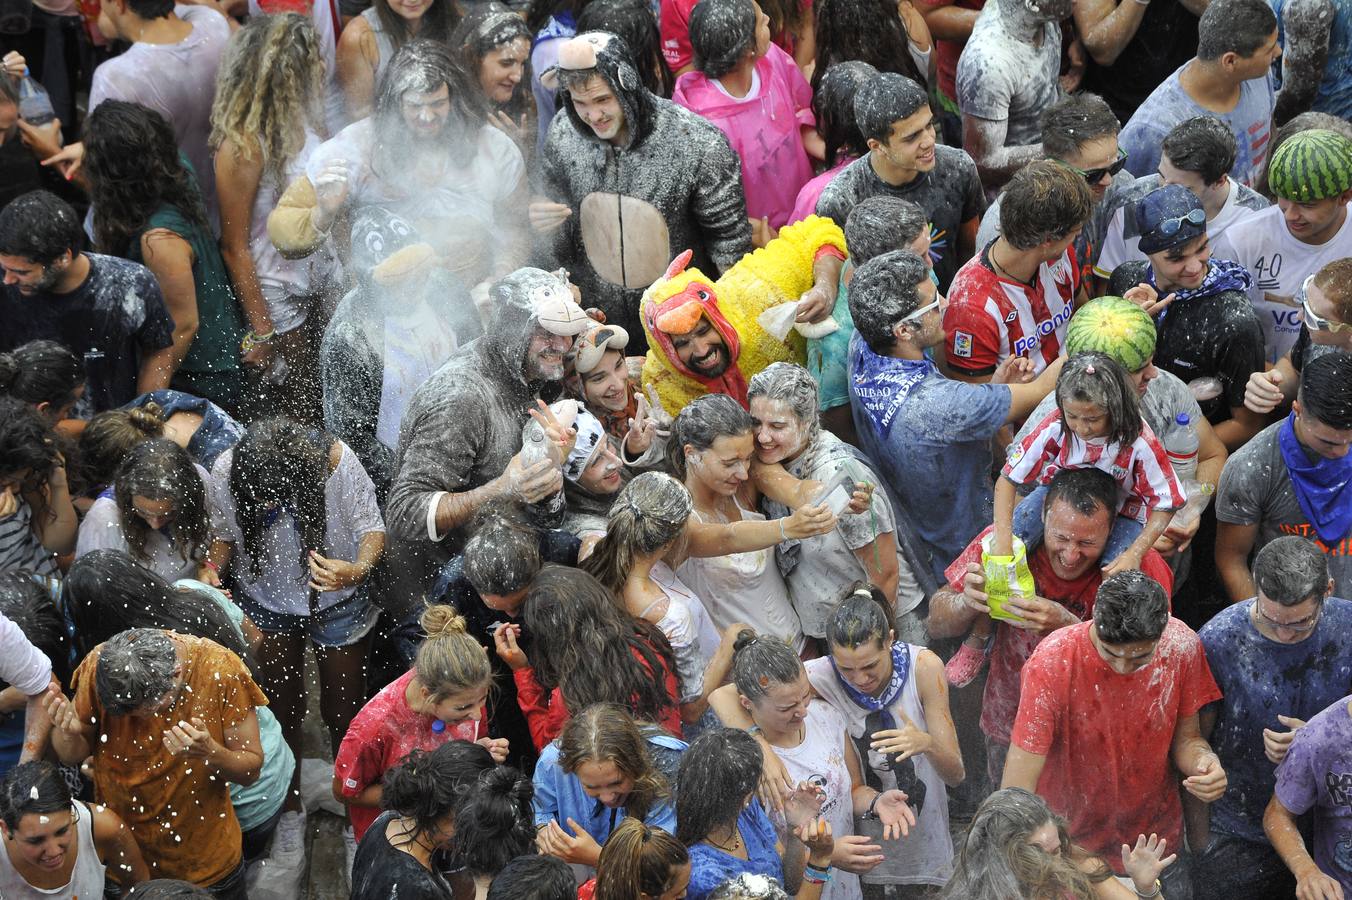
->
[717, 214, 847, 381]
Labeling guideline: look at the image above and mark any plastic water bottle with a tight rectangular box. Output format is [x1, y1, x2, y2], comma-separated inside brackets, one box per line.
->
[17, 70, 55, 126]
[1163, 413, 1199, 486]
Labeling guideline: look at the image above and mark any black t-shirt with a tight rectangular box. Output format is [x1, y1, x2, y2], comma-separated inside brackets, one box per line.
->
[815, 145, 986, 291]
[350, 811, 451, 900]
[0, 253, 175, 413]
[1108, 260, 1265, 425]
[1080, 3, 1199, 124]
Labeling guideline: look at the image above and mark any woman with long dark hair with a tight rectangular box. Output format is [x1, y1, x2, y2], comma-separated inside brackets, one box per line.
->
[0, 341, 84, 425]
[809, 0, 933, 95]
[493, 565, 682, 748]
[576, 0, 674, 98]
[788, 61, 877, 225]
[75, 439, 213, 583]
[337, 0, 459, 121]
[82, 101, 257, 412]
[206, 416, 384, 852]
[453, 5, 536, 156]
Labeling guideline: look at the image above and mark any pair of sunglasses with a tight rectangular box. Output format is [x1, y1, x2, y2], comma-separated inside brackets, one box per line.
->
[1059, 147, 1129, 184]
[1150, 206, 1207, 238]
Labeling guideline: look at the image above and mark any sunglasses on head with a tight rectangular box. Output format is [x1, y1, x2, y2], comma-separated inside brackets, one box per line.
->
[1150, 206, 1207, 239]
[1060, 147, 1129, 184]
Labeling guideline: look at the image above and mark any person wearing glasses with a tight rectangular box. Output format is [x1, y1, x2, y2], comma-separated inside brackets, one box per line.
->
[844, 248, 1062, 585]
[1215, 351, 1352, 603]
[1192, 536, 1352, 900]
[1244, 258, 1352, 419]
[976, 93, 1132, 288]
[1106, 183, 1267, 451]
[1118, 0, 1280, 188]
[1212, 128, 1352, 363]
[943, 161, 1091, 384]
[1095, 116, 1271, 286]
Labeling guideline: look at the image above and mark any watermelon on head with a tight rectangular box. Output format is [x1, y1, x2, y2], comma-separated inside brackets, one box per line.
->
[1065, 296, 1157, 373]
[1268, 129, 1352, 202]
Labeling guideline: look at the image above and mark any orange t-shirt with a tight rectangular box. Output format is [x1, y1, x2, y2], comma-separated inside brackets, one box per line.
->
[72, 634, 268, 886]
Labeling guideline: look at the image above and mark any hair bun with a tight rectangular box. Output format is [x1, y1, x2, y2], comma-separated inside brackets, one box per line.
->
[127, 403, 166, 434]
[732, 628, 758, 656]
[420, 603, 469, 639]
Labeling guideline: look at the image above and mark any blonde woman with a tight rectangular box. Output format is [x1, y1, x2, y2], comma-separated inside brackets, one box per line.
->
[211, 13, 339, 422]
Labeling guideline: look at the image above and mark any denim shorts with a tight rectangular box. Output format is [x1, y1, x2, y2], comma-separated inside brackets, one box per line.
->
[237, 586, 379, 648]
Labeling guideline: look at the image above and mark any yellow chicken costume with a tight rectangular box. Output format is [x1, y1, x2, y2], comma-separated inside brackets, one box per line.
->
[640, 215, 847, 415]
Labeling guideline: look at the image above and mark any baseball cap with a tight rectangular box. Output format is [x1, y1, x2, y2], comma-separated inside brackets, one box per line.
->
[571, 324, 630, 374]
[1135, 184, 1207, 255]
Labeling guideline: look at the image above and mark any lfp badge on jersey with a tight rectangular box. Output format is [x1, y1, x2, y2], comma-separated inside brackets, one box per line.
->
[952, 331, 973, 359]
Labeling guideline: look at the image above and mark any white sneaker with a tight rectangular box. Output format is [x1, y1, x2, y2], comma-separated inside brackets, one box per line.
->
[344, 825, 358, 883]
[271, 810, 306, 865]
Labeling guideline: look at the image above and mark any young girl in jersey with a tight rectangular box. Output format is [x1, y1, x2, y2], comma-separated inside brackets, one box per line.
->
[946, 352, 1184, 686]
[334, 604, 508, 845]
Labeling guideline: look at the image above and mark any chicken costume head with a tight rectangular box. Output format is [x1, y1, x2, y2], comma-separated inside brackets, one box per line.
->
[639, 214, 848, 415]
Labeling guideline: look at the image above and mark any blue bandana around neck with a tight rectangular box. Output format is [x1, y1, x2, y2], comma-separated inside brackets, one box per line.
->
[1279, 412, 1352, 544]
[1150, 258, 1253, 325]
[848, 336, 937, 441]
[830, 642, 910, 729]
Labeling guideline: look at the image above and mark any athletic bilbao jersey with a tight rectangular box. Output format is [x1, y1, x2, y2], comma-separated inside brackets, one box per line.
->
[942, 244, 1080, 377]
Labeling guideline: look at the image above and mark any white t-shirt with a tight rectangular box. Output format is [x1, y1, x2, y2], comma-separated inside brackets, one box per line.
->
[0, 612, 52, 696]
[1213, 204, 1352, 362]
[88, 5, 231, 228]
[208, 442, 385, 616]
[75, 464, 214, 583]
[1095, 177, 1270, 277]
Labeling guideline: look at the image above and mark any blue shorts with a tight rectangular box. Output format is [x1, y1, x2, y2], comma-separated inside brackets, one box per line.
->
[237, 587, 379, 648]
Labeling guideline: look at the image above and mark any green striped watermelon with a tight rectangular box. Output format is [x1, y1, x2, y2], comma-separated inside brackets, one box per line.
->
[1268, 129, 1352, 202]
[1065, 296, 1156, 372]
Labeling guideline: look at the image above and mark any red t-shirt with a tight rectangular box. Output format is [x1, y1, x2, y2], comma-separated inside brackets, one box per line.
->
[1010, 619, 1221, 870]
[944, 525, 1174, 743]
[943, 245, 1080, 377]
[514, 638, 683, 750]
[660, 0, 698, 70]
[333, 668, 484, 841]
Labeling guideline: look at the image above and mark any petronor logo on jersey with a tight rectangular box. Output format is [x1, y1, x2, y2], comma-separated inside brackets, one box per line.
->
[1012, 305, 1074, 357]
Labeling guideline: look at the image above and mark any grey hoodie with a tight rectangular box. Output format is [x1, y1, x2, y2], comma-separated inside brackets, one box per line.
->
[539, 32, 753, 352]
[382, 268, 571, 612]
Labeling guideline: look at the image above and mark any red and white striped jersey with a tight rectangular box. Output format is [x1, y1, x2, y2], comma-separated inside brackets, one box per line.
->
[942, 246, 1080, 377]
[1003, 409, 1186, 522]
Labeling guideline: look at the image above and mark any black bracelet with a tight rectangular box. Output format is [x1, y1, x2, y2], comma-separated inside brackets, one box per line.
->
[862, 791, 881, 820]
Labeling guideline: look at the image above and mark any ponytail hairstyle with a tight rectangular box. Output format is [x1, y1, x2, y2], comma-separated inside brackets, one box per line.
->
[1054, 352, 1142, 448]
[414, 604, 493, 702]
[583, 472, 693, 594]
[0, 341, 84, 417]
[666, 393, 754, 482]
[113, 438, 209, 566]
[0, 761, 72, 832]
[449, 764, 535, 878]
[523, 566, 678, 727]
[381, 740, 496, 845]
[594, 817, 690, 900]
[559, 704, 671, 823]
[228, 417, 330, 579]
[730, 630, 804, 705]
[824, 580, 896, 651]
[78, 402, 168, 491]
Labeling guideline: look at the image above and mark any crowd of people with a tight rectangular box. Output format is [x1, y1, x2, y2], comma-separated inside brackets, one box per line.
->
[1, 0, 1352, 895]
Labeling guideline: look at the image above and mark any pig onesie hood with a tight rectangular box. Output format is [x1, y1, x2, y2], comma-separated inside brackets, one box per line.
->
[540, 31, 753, 352]
[382, 267, 590, 617]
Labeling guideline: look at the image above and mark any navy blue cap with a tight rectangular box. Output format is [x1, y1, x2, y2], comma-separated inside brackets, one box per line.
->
[1135, 184, 1207, 255]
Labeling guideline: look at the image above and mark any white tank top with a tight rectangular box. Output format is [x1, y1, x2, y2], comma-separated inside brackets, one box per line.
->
[249, 131, 338, 298]
[765, 702, 862, 900]
[0, 801, 108, 899]
[805, 644, 954, 887]
[642, 562, 721, 703]
[678, 506, 804, 652]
